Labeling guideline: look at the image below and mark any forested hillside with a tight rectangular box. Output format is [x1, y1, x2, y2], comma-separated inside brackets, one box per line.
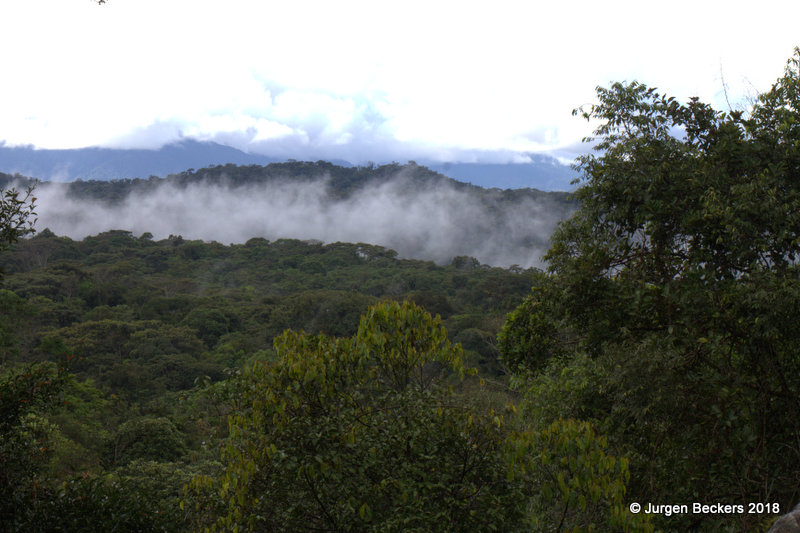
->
[3, 52, 800, 532]
[498, 52, 800, 530]
[0, 159, 574, 204]
[1, 229, 538, 386]
[1, 230, 573, 531]
[0, 161, 575, 269]
[0, 139, 577, 190]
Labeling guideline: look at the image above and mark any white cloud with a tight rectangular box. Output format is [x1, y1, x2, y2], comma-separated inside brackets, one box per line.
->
[0, 0, 798, 162]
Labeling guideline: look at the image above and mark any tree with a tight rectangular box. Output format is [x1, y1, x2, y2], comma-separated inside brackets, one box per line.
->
[509, 419, 649, 533]
[189, 301, 531, 532]
[0, 360, 70, 527]
[189, 300, 646, 531]
[107, 416, 188, 466]
[501, 50, 800, 530]
[0, 185, 36, 280]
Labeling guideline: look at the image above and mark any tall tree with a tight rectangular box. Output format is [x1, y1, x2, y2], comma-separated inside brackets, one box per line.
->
[0, 185, 36, 274]
[189, 300, 644, 532]
[189, 301, 524, 531]
[501, 50, 800, 530]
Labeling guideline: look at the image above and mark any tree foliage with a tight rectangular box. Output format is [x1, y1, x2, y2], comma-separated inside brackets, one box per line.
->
[0, 185, 36, 281]
[501, 50, 800, 530]
[189, 301, 526, 531]
[0, 361, 71, 526]
[0, 185, 36, 252]
[510, 419, 649, 533]
[187, 300, 643, 531]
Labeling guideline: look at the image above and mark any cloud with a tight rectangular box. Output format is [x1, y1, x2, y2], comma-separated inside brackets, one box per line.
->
[30, 172, 572, 268]
[4, 1, 796, 166]
[94, 86, 399, 162]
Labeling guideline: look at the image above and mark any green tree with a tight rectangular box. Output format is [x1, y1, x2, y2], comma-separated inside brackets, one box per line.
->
[0, 361, 70, 528]
[0, 185, 36, 281]
[189, 301, 534, 532]
[502, 50, 800, 530]
[0, 290, 33, 365]
[107, 416, 188, 466]
[509, 419, 650, 533]
[0, 361, 192, 532]
[0, 185, 36, 254]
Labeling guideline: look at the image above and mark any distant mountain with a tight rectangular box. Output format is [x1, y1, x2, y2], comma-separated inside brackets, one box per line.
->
[0, 161, 576, 268]
[0, 140, 287, 181]
[426, 155, 578, 191]
[0, 139, 578, 190]
[2, 161, 574, 206]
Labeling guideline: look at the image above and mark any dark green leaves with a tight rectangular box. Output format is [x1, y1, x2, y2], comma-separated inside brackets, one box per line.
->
[189, 301, 530, 532]
[504, 49, 800, 530]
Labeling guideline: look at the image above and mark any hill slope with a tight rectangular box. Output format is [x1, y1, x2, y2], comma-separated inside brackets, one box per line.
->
[2, 162, 575, 268]
[0, 140, 577, 189]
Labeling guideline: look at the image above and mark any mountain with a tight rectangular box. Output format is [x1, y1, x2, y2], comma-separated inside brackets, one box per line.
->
[0, 140, 577, 190]
[0, 161, 576, 268]
[0, 140, 287, 181]
[426, 155, 578, 191]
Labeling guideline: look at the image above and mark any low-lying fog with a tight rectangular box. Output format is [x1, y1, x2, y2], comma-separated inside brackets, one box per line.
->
[30, 175, 571, 268]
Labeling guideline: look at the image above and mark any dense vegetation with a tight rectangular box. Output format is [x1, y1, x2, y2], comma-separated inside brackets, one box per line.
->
[0, 159, 575, 208]
[3, 51, 800, 531]
[500, 51, 800, 530]
[1, 160, 576, 269]
[0, 228, 572, 531]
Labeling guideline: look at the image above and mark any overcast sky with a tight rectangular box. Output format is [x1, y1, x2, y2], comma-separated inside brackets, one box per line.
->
[1, 0, 797, 165]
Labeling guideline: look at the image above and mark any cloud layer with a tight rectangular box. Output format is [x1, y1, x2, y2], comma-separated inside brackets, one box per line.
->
[32, 175, 572, 268]
[2, 1, 796, 165]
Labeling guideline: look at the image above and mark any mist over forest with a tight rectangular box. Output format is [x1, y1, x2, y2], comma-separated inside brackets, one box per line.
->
[6, 47, 800, 531]
[12, 162, 575, 268]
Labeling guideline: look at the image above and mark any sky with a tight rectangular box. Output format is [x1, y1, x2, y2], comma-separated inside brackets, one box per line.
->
[1, 0, 798, 165]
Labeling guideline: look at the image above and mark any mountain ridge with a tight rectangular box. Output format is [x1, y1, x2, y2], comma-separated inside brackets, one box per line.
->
[0, 160, 574, 205]
[0, 161, 576, 269]
[0, 139, 578, 190]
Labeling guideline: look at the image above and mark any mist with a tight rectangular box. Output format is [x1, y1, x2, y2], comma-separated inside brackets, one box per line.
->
[31, 174, 572, 268]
